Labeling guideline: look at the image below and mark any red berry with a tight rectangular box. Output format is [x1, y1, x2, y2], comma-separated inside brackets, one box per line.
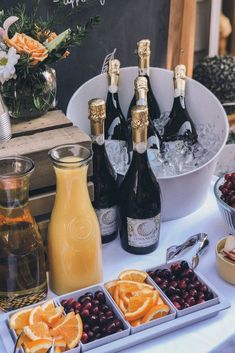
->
[81, 332, 89, 344]
[172, 301, 181, 310]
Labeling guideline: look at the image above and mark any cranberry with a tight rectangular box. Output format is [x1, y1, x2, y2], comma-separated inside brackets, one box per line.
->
[168, 285, 177, 295]
[89, 315, 98, 326]
[187, 283, 195, 291]
[79, 295, 92, 304]
[87, 330, 95, 342]
[197, 298, 205, 304]
[92, 306, 100, 315]
[200, 284, 208, 293]
[83, 323, 90, 332]
[148, 271, 155, 278]
[186, 296, 196, 306]
[82, 301, 92, 311]
[114, 319, 123, 330]
[95, 291, 105, 302]
[154, 276, 162, 285]
[92, 325, 100, 334]
[106, 322, 116, 334]
[182, 291, 189, 299]
[171, 262, 182, 276]
[189, 288, 198, 297]
[205, 291, 213, 300]
[81, 309, 90, 319]
[182, 302, 190, 309]
[95, 332, 102, 340]
[99, 315, 107, 326]
[92, 299, 100, 307]
[161, 269, 172, 279]
[180, 260, 189, 270]
[100, 304, 109, 313]
[172, 301, 181, 310]
[192, 280, 201, 289]
[81, 332, 89, 344]
[60, 299, 67, 307]
[183, 268, 195, 279]
[197, 291, 205, 300]
[178, 279, 187, 290]
[170, 294, 180, 302]
[85, 292, 94, 300]
[66, 298, 76, 310]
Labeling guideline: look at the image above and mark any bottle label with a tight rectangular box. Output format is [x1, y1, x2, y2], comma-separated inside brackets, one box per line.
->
[127, 214, 160, 248]
[105, 140, 129, 175]
[96, 206, 119, 236]
[178, 121, 192, 136]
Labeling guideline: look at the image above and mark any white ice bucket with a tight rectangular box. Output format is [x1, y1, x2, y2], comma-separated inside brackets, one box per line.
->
[67, 67, 229, 221]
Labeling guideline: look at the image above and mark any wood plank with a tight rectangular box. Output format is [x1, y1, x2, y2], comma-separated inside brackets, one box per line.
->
[0, 126, 91, 191]
[11, 110, 73, 137]
[167, 0, 196, 77]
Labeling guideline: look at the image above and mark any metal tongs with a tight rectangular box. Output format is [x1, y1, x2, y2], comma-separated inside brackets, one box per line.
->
[13, 333, 55, 353]
[166, 233, 209, 269]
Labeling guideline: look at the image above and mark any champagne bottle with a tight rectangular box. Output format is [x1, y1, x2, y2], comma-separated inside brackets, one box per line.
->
[119, 105, 161, 255]
[105, 59, 129, 181]
[163, 64, 198, 143]
[134, 76, 161, 150]
[127, 39, 161, 126]
[89, 98, 119, 243]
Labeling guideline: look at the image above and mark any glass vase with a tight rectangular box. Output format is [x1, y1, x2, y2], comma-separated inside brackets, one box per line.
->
[0, 156, 47, 311]
[0, 65, 56, 119]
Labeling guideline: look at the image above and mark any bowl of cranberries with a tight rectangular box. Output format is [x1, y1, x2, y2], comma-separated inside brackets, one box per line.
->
[214, 172, 235, 233]
[148, 261, 219, 316]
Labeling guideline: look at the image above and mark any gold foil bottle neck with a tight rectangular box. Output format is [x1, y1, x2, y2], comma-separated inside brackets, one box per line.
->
[135, 76, 148, 92]
[108, 59, 120, 89]
[131, 105, 148, 146]
[137, 39, 151, 70]
[88, 98, 106, 136]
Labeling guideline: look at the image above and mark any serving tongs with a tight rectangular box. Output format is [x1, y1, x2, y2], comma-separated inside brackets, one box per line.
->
[13, 333, 55, 353]
[166, 233, 209, 269]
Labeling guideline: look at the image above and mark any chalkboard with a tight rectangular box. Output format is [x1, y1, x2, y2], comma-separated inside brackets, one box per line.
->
[1, 0, 170, 112]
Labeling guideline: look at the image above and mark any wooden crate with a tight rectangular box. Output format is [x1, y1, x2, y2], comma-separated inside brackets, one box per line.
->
[0, 110, 92, 234]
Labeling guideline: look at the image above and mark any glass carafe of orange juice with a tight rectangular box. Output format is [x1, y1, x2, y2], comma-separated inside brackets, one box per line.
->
[0, 156, 47, 311]
[48, 144, 103, 295]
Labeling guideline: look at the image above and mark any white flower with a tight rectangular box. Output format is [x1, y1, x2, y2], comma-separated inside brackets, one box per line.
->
[0, 47, 20, 84]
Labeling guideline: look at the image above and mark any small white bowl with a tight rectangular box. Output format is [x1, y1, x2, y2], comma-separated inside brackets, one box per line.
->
[216, 237, 235, 285]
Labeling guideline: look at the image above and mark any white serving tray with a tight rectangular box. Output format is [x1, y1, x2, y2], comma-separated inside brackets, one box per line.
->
[0, 270, 230, 353]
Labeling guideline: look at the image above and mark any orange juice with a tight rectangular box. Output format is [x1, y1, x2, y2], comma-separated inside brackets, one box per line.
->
[48, 147, 103, 295]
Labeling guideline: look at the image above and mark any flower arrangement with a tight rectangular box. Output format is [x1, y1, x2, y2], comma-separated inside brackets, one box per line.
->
[0, 1, 100, 118]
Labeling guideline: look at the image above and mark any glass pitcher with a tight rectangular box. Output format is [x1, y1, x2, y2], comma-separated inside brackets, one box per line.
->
[48, 144, 103, 295]
[0, 156, 47, 311]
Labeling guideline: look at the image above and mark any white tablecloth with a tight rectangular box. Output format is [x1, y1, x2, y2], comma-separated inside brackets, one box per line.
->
[1, 177, 234, 353]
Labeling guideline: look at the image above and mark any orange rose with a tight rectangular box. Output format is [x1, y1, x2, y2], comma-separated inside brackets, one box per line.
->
[7, 33, 48, 65]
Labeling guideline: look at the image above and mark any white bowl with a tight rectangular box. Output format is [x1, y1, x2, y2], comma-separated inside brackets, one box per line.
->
[215, 144, 235, 177]
[67, 67, 229, 221]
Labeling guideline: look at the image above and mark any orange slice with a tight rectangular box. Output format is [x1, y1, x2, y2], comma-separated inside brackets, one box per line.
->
[42, 306, 64, 326]
[51, 313, 82, 349]
[141, 304, 170, 323]
[41, 300, 55, 311]
[119, 298, 127, 314]
[113, 284, 120, 306]
[54, 336, 66, 349]
[55, 348, 62, 353]
[26, 338, 52, 353]
[118, 269, 148, 283]
[157, 297, 164, 305]
[125, 297, 153, 321]
[130, 319, 141, 327]
[9, 308, 32, 330]
[24, 322, 50, 341]
[29, 306, 44, 326]
[105, 280, 118, 297]
[118, 280, 153, 295]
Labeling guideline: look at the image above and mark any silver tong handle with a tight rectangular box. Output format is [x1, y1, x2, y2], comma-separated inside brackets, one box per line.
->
[192, 234, 209, 269]
[166, 234, 201, 262]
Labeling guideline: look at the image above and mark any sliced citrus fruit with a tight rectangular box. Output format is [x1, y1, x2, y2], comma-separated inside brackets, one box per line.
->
[157, 297, 164, 305]
[9, 308, 32, 330]
[119, 298, 127, 314]
[118, 280, 153, 294]
[24, 322, 50, 341]
[42, 306, 64, 326]
[105, 280, 118, 297]
[29, 306, 44, 326]
[26, 338, 52, 353]
[120, 291, 132, 306]
[54, 348, 62, 353]
[118, 269, 148, 283]
[125, 297, 153, 321]
[41, 299, 55, 311]
[54, 336, 66, 349]
[141, 304, 170, 323]
[130, 319, 141, 327]
[51, 313, 82, 349]
[113, 284, 120, 306]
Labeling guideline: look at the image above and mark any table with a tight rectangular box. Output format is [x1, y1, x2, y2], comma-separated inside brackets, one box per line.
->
[1, 177, 234, 353]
